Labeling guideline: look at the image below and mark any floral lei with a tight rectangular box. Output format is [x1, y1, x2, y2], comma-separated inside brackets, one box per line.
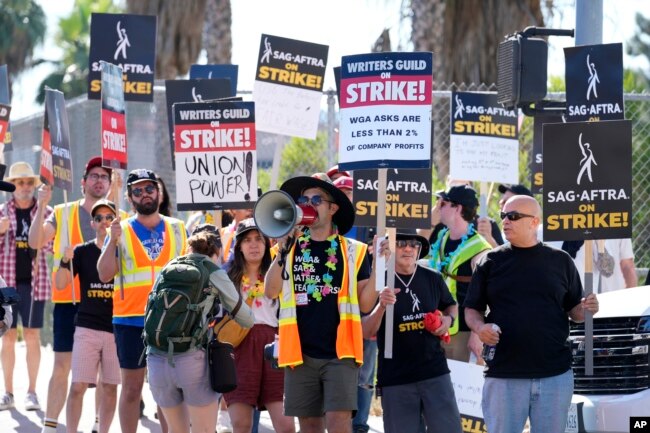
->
[242, 274, 264, 307]
[298, 227, 338, 302]
[428, 223, 475, 273]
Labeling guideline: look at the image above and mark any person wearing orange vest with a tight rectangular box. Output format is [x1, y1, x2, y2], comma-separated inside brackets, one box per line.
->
[28, 156, 113, 433]
[220, 208, 253, 264]
[98, 168, 186, 433]
[265, 175, 387, 433]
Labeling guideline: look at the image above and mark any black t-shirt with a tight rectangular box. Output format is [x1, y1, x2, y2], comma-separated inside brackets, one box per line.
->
[293, 237, 370, 359]
[443, 237, 473, 332]
[377, 266, 456, 387]
[15, 206, 35, 282]
[70, 240, 114, 333]
[464, 242, 583, 379]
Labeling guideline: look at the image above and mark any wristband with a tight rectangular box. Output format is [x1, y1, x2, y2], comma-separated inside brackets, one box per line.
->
[60, 259, 71, 269]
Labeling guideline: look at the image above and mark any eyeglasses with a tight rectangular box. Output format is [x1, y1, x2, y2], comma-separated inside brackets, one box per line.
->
[297, 195, 334, 207]
[439, 201, 457, 208]
[500, 211, 536, 221]
[15, 179, 35, 186]
[93, 214, 115, 223]
[396, 240, 422, 249]
[131, 184, 157, 197]
[87, 173, 110, 182]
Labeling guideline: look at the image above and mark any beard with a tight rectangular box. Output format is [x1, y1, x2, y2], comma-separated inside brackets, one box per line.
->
[133, 198, 159, 215]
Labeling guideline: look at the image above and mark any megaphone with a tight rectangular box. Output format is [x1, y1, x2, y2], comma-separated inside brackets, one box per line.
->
[254, 190, 317, 238]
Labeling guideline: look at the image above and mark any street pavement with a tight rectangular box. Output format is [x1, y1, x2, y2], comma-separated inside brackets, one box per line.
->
[0, 341, 385, 432]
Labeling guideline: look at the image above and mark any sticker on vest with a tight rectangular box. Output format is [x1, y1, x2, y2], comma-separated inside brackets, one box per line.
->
[296, 292, 308, 306]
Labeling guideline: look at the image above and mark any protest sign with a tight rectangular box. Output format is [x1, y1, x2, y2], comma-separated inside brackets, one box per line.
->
[449, 91, 518, 183]
[253, 34, 328, 139]
[338, 52, 433, 171]
[44, 89, 73, 192]
[173, 100, 257, 210]
[88, 13, 157, 102]
[543, 120, 632, 241]
[39, 110, 54, 186]
[0, 65, 12, 151]
[101, 61, 127, 169]
[565, 43, 624, 122]
[530, 113, 563, 194]
[189, 64, 238, 96]
[165, 79, 232, 163]
[353, 168, 431, 229]
[448, 360, 486, 433]
[0, 104, 10, 145]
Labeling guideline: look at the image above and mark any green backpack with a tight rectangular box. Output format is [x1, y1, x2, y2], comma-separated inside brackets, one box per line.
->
[143, 253, 219, 362]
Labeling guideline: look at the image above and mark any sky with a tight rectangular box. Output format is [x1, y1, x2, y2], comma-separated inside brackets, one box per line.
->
[9, 0, 650, 119]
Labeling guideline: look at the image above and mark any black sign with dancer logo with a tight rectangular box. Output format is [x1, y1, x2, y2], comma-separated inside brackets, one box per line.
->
[88, 13, 157, 102]
[565, 43, 624, 122]
[543, 120, 631, 241]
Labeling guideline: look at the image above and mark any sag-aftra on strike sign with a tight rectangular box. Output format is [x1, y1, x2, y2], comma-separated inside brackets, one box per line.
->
[542, 120, 632, 242]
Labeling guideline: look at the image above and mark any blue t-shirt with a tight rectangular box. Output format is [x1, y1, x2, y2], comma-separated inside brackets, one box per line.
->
[111, 217, 166, 327]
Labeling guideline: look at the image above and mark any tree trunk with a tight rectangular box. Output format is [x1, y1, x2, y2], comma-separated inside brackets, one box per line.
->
[202, 0, 232, 64]
[127, 0, 207, 79]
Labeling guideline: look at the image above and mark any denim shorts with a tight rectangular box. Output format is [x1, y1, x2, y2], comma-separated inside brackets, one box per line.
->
[147, 349, 218, 408]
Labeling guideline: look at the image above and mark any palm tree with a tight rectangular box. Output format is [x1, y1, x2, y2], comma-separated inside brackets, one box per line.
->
[0, 0, 46, 92]
[36, 0, 120, 104]
[126, 0, 208, 79]
[203, 0, 232, 64]
[409, 0, 545, 85]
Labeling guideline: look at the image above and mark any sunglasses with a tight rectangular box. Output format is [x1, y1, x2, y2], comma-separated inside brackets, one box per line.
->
[297, 195, 334, 207]
[396, 240, 422, 249]
[15, 179, 35, 186]
[439, 201, 457, 208]
[500, 211, 536, 221]
[131, 184, 157, 197]
[93, 214, 115, 223]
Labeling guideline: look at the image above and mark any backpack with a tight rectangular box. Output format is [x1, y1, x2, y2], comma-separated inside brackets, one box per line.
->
[143, 254, 220, 362]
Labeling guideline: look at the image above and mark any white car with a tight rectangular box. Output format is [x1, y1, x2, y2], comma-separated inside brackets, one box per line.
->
[566, 286, 650, 433]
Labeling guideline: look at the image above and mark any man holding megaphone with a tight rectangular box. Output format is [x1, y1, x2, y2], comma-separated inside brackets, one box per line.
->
[261, 175, 388, 433]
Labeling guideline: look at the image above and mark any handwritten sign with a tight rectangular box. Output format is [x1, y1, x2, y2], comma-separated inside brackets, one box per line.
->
[100, 61, 127, 169]
[253, 34, 328, 139]
[448, 359, 486, 432]
[173, 100, 257, 210]
[338, 51, 433, 170]
[449, 91, 518, 183]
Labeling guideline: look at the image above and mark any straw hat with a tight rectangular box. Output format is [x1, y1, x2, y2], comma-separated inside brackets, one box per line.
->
[5, 162, 41, 187]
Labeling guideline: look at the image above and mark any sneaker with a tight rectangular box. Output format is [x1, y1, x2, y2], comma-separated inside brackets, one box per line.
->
[216, 410, 233, 433]
[25, 392, 41, 411]
[0, 393, 14, 410]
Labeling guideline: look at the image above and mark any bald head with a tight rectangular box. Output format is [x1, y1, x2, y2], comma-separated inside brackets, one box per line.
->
[506, 195, 541, 218]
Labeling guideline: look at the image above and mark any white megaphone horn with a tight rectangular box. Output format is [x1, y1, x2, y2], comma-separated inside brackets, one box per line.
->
[254, 190, 317, 238]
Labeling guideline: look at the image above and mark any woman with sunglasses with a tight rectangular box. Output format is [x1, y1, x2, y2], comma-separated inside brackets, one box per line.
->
[223, 218, 295, 433]
[55, 200, 120, 433]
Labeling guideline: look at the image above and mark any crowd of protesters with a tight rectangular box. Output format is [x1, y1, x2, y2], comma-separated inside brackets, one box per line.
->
[0, 158, 606, 433]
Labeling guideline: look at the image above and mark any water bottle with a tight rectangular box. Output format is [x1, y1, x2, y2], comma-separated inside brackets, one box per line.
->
[482, 324, 501, 362]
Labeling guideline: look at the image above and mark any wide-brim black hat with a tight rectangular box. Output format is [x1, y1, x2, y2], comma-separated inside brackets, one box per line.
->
[396, 232, 430, 259]
[280, 176, 355, 235]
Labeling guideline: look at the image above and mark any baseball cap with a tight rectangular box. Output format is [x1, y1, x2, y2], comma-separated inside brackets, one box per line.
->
[127, 168, 157, 186]
[326, 165, 350, 179]
[235, 217, 263, 240]
[435, 185, 479, 209]
[498, 184, 533, 197]
[333, 175, 353, 190]
[191, 223, 222, 246]
[85, 156, 112, 177]
[90, 199, 117, 217]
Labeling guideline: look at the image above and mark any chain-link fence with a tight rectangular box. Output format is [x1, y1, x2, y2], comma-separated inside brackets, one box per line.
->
[5, 83, 650, 268]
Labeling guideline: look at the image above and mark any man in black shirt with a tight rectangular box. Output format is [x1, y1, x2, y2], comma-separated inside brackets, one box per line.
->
[464, 195, 599, 433]
[56, 200, 119, 433]
[363, 233, 461, 433]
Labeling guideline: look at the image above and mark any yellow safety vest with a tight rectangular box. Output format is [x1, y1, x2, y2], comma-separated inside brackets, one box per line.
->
[113, 216, 186, 318]
[278, 236, 366, 368]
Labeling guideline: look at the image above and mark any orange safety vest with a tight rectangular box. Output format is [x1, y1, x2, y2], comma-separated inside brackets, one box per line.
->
[220, 222, 236, 262]
[278, 236, 366, 368]
[51, 201, 84, 303]
[113, 216, 186, 318]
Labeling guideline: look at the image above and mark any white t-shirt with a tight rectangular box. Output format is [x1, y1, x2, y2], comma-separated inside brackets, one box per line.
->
[572, 238, 634, 293]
